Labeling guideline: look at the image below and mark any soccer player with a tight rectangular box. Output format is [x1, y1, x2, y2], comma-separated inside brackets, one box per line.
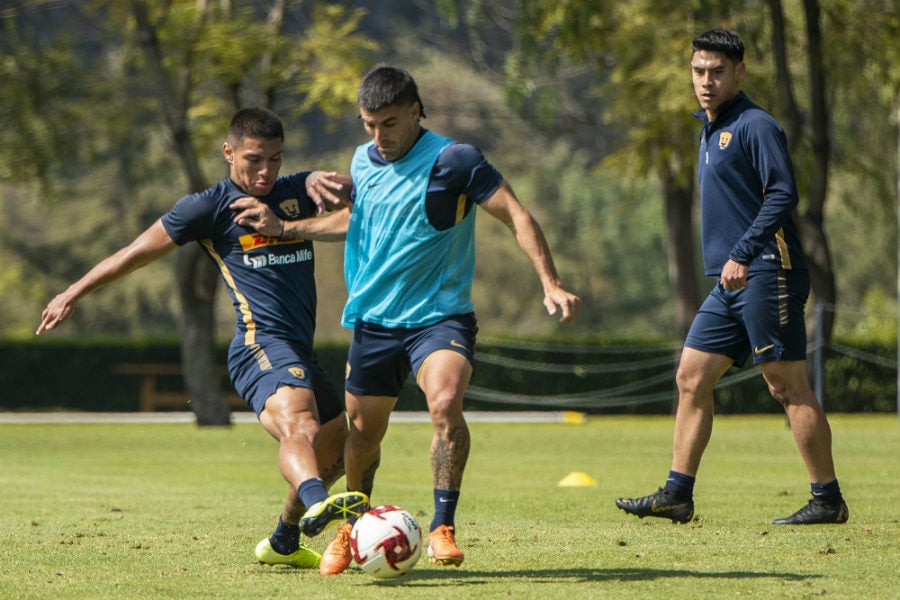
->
[36, 107, 368, 568]
[615, 29, 848, 525]
[320, 64, 580, 574]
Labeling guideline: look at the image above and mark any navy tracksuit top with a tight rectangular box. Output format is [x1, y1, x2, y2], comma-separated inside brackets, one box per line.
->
[694, 92, 807, 276]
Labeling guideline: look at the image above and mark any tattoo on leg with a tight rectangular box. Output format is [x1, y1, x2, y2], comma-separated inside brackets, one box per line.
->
[431, 423, 470, 490]
[320, 457, 345, 489]
[361, 458, 380, 497]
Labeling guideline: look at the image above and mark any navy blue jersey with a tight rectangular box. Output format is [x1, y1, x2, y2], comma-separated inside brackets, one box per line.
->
[161, 172, 319, 352]
[694, 92, 807, 275]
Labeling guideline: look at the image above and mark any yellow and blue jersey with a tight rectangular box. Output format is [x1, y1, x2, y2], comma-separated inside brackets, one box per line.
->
[161, 172, 319, 353]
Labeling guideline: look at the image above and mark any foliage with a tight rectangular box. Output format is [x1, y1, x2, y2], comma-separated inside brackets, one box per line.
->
[486, 0, 900, 338]
[0, 336, 348, 412]
[1, 336, 894, 414]
[0, 1, 898, 348]
[0, 0, 376, 342]
[0, 13, 93, 192]
[1, 416, 898, 598]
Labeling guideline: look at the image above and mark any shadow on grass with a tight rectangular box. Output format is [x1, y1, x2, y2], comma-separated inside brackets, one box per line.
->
[362, 567, 822, 587]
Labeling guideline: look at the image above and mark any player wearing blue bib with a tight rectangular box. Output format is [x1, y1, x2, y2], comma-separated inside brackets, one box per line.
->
[319, 65, 580, 574]
[38, 108, 367, 569]
[615, 29, 847, 526]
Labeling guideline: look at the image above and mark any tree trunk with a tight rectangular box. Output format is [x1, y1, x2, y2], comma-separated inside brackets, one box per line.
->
[131, 0, 230, 425]
[176, 244, 231, 426]
[768, 0, 837, 342]
[660, 169, 701, 340]
[798, 0, 836, 342]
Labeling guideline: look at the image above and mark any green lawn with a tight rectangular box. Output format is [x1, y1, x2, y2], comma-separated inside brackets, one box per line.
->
[1, 414, 897, 599]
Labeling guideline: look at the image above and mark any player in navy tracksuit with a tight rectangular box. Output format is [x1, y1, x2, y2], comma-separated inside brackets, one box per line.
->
[615, 29, 848, 525]
[38, 108, 367, 569]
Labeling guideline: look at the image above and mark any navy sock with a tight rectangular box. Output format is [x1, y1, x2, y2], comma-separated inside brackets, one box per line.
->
[811, 479, 842, 500]
[664, 470, 695, 500]
[297, 477, 329, 510]
[430, 489, 460, 532]
[269, 516, 300, 555]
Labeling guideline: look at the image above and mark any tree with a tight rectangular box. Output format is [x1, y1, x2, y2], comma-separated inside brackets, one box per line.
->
[480, 1, 898, 343]
[498, 1, 708, 338]
[110, 0, 374, 424]
[1, 0, 374, 424]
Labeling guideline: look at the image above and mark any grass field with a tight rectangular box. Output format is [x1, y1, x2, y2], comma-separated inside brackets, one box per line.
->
[1, 413, 898, 599]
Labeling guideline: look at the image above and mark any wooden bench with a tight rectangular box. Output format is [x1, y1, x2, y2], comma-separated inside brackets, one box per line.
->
[112, 363, 247, 412]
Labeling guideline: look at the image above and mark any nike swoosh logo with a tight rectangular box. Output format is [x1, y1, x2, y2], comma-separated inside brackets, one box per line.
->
[450, 339, 467, 350]
[754, 344, 776, 356]
[438, 497, 455, 503]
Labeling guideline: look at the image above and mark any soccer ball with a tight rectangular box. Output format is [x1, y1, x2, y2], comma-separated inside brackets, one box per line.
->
[350, 505, 423, 579]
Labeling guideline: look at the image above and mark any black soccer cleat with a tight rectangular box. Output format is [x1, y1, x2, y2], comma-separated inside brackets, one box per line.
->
[772, 495, 849, 525]
[615, 487, 694, 524]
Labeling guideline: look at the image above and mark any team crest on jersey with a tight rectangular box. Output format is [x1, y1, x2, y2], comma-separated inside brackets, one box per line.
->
[718, 131, 733, 150]
[289, 367, 306, 380]
[280, 198, 301, 218]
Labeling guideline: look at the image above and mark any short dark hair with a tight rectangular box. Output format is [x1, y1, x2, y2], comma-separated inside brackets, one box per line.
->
[692, 29, 745, 63]
[357, 64, 426, 118]
[227, 107, 284, 145]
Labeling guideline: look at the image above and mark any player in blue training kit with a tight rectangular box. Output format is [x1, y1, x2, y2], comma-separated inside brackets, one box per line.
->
[241, 66, 582, 574]
[38, 108, 367, 570]
[615, 29, 848, 526]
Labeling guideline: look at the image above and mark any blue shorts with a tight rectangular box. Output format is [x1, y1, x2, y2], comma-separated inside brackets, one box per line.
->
[684, 270, 809, 366]
[345, 313, 478, 397]
[227, 336, 343, 422]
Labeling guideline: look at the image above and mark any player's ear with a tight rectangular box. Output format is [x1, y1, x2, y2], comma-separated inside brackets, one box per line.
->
[223, 142, 234, 165]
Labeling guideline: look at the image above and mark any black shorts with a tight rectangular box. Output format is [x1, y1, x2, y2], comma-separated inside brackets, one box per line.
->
[345, 313, 478, 397]
[228, 336, 343, 423]
[684, 270, 809, 366]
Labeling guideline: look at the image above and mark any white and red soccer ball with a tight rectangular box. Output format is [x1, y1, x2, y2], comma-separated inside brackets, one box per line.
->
[350, 505, 423, 579]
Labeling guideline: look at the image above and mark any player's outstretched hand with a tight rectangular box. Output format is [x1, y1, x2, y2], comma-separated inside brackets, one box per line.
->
[306, 171, 353, 214]
[544, 286, 581, 324]
[230, 197, 283, 237]
[36, 291, 76, 335]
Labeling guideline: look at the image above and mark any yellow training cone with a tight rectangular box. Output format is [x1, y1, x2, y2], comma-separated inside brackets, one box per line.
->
[558, 471, 598, 487]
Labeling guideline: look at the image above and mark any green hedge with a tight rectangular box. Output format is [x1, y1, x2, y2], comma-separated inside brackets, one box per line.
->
[0, 337, 895, 413]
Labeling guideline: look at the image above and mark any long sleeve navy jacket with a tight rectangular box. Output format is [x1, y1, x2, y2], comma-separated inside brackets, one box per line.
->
[694, 92, 807, 276]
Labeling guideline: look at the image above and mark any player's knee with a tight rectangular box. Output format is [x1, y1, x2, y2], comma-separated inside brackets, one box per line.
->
[348, 419, 387, 451]
[766, 379, 810, 408]
[427, 391, 463, 426]
[675, 365, 706, 397]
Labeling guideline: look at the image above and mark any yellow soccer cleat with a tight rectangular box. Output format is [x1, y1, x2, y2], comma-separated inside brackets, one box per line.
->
[300, 491, 369, 537]
[255, 537, 321, 569]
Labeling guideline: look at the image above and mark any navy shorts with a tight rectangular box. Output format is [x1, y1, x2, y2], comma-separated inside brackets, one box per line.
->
[345, 313, 478, 397]
[684, 270, 809, 366]
[227, 336, 343, 423]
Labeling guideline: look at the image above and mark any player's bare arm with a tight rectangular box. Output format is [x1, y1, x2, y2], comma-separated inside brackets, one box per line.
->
[230, 197, 350, 241]
[479, 180, 581, 323]
[36, 219, 177, 335]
